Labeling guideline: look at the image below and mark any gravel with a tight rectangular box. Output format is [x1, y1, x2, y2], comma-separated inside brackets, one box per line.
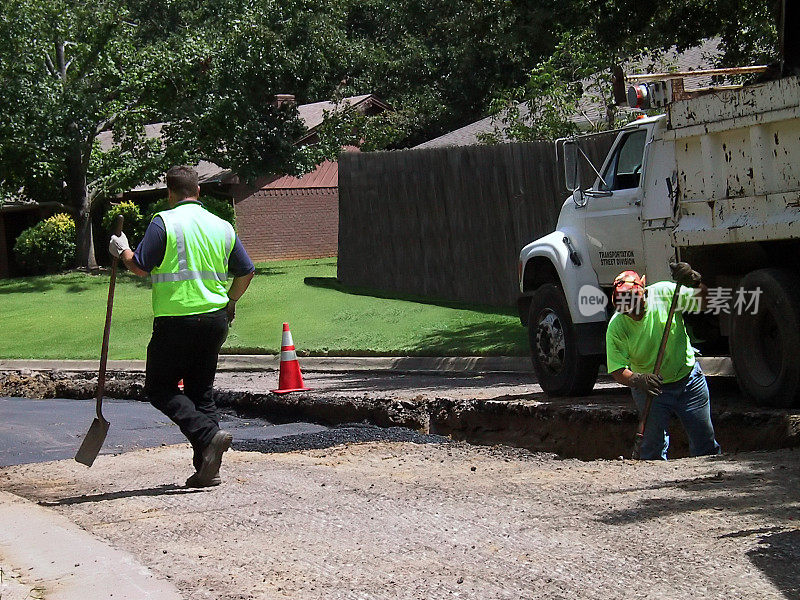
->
[233, 423, 447, 454]
[2, 441, 799, 599]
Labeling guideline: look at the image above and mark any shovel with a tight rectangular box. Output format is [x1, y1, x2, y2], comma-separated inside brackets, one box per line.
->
[75, 215, 123, 466]
[631, 281, 682, 459]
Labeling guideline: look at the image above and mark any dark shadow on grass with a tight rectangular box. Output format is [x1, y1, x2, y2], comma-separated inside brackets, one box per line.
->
[37, 483, 204, 506]
[305, 277, 526, 355]
[0, 270, 151, 293]
[254, 265, 288, 277]
[0, 277, 54, 294]
[410, 321, 528, 356]
[304, 277, 518, 316]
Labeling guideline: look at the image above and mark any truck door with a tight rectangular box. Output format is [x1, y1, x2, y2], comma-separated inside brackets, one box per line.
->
[583, 128, 647, 286]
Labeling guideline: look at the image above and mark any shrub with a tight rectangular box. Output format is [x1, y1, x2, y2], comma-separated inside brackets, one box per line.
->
[102, 200, 146, 245]
[13, 213, 76, 273]
[144, 195, 236, 230]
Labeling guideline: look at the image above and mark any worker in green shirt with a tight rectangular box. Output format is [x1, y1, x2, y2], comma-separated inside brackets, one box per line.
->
[606, 263, 721, 460]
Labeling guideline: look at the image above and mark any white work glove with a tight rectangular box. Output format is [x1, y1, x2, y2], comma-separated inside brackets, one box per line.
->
[109, 232, 130, 258]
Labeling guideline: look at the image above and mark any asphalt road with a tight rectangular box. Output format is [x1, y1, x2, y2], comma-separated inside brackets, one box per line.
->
[0, 397, 448, 467]
[0, 397, 328, 466]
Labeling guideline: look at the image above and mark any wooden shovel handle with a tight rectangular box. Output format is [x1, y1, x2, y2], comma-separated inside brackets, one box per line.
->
[635, 283, 682, 440]
[96, 214, 123, 419]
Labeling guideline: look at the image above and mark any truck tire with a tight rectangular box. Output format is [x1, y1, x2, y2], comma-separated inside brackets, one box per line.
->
[528, 283, 600, 396]
[730, 268, 800, 407]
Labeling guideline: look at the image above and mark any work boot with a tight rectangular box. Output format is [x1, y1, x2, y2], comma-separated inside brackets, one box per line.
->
[186, 444, 209, 487]
[192, 444, 202, 472]
[185, 471, 221, 488]
[194, 429, 233, 487]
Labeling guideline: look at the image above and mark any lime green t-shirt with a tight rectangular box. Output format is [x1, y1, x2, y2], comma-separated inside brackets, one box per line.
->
[605, 281, 700, 384]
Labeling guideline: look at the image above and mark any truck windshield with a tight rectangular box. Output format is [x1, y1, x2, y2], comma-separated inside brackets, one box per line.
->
[598, 129, 647, 191]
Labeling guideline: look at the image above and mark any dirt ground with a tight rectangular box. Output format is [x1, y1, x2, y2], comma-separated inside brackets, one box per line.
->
[2, 440, 799, 600]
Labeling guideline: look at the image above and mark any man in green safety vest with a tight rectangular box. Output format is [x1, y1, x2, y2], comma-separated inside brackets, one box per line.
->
[110, 165, 255, 487]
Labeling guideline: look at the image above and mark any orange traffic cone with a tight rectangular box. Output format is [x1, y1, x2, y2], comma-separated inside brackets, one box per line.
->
[177, 379, 184, 392]
[272, 323, 310, 394]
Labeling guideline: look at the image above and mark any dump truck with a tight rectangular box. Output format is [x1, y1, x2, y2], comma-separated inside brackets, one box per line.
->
[517, 72, 800, 407]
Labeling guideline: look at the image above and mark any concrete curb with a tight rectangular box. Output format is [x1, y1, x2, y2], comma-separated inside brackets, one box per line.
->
[0, 355, 734, 376]
[0, 491, 182, 599]
[0, 355, 534, 374]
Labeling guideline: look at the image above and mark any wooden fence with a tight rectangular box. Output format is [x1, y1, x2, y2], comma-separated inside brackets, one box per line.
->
[338, 135, 615, 307]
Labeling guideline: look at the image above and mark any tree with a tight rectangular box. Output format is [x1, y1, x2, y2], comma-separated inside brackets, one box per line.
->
[0, 0, 348, 270]
[483, 0, 782, 142]
[335, 0, 562, 146]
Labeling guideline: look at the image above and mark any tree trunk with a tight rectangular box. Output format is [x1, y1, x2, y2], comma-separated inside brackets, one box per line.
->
[67, 135, 97, 271]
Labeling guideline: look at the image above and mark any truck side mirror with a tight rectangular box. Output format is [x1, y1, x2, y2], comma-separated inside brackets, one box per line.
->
[564, 141, 580, 191]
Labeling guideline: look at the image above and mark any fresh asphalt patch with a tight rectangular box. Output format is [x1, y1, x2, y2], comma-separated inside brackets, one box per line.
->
[0, 397, 329, 466]
[0, 397, 443, 467]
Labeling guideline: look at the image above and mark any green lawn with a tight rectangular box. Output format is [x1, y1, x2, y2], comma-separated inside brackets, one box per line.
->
[0, 258, 528, 359]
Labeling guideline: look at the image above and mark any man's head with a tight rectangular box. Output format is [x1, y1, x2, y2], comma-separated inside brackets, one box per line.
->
[166, 166, 200, 204]
[612, 270, 646, 318]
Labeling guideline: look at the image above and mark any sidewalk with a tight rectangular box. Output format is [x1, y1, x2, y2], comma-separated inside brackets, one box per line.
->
[0, 491, 181, 599]
[0, 354, 735, 375]
[0, 355, 533, 374]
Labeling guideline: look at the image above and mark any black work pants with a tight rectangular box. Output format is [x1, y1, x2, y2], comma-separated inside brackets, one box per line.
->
[144, 308, 229, 450]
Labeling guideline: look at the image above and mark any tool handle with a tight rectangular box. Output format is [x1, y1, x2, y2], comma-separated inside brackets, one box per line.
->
[96, 215, 123, 419]
[653, 283, 682, 377]
[634, 282, 683, 446]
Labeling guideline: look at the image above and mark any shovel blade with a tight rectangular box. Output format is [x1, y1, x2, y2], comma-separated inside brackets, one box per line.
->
[75, 418, 110, 466]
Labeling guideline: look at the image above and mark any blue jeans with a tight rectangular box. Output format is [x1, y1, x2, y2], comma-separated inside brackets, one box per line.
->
[631, 362, 721, 460]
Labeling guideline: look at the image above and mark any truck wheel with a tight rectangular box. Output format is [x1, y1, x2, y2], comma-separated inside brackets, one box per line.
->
[528, 283, 600, 396]
[730, 268, 800, 407]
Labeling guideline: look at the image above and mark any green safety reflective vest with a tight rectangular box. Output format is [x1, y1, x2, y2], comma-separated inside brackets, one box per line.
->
[150, 202, 235, 317]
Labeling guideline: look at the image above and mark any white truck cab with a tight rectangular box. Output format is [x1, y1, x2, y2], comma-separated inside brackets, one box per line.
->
[518, 75, 800, 407]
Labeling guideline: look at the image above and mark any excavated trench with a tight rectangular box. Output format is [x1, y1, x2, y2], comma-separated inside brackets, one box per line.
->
[1, 370, 799, 460]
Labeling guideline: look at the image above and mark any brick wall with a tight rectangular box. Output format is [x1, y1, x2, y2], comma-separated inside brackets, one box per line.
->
[234, 187, 339, 262]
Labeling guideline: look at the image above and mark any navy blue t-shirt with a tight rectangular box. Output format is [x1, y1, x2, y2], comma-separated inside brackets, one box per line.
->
[133, 208, 254, 277]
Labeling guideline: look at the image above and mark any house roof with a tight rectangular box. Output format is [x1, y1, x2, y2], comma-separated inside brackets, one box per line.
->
[0, 200, 69, 213]
[261, 159, 339, 190]
[96, 123, 232, 193]
[259, 146, 360, 190]
[98, 95, 386, 193]
[415, 39, 722, 149]
[297, 95, 371, 131]
[295, 94, 392, 144]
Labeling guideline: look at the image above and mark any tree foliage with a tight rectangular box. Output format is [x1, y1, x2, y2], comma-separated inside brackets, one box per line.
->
[486, 0, 782, 142]
[0, 0, 785, 268]
[13, 213, 76, 273]
[0, 0, 354, 269]
[102, 200, 146, 245]
[144, 196, 236, 230]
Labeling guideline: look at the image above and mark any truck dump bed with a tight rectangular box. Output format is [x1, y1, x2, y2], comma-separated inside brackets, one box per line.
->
[667, 76, 800, 247]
